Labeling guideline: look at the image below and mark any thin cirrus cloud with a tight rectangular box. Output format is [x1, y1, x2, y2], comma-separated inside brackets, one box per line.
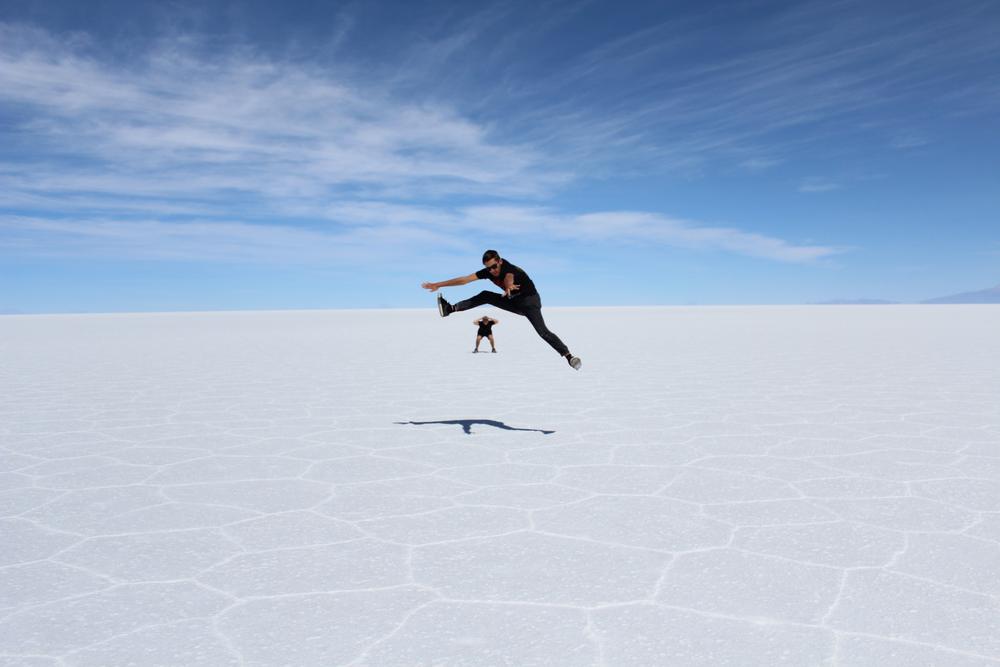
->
[798, 178, 841, 194]
[459, 206, 841, 263]
[0, 215, 469, 264]
[2, 203, 840, 266]
[0, 21, 838, 266]
[0, 24, 556, 205]
[320, 202, 842, 264]
[458, 1, 1000, 173]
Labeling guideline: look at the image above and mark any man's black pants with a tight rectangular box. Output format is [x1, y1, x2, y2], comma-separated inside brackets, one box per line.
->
[454, 291, 569, 357]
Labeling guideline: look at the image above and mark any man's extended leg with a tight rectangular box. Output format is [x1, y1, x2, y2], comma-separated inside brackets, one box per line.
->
[452, 290, 523, 315]
[474, 335, 482, 352]
[488, 334, 496, 352]
[518, 298, 570, 356]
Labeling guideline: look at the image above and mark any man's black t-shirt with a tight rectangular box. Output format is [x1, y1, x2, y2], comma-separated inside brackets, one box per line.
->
[474, 261, 538, 298]
[477, 317, 496, 335]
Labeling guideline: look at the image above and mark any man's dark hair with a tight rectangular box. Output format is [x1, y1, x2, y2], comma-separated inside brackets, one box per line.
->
[482, 249, 499, 263]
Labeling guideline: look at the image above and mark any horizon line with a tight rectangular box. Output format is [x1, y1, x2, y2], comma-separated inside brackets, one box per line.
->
[4, 303, 997, 317]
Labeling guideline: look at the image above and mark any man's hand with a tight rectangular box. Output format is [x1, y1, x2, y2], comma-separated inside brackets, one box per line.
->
[502, 272, 519, 298]
[421, 282, 439, 292]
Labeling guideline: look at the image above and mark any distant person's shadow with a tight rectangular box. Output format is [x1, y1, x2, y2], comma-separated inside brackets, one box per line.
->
[395, 419, 554, 435]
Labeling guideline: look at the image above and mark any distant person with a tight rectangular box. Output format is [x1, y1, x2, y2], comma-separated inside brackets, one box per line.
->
[421, 249, 582, 370]
[473, 316, 499, 353]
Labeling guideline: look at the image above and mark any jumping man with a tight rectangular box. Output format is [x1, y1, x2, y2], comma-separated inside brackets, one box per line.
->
[421, 250, 582, 369]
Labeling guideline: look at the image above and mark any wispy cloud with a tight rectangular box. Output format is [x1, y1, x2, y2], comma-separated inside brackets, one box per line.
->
[740, 157, 782, 172]
[411, 1, 1000, 172]
[890, 133, 930, 149]
[0, 21, 842, 268]
[460, 206, 842, 263]
[0, 23, 559, 209]
[798, 178, 841, 194]
[0, 214, 469, 264]
[1, 203, 841, 265]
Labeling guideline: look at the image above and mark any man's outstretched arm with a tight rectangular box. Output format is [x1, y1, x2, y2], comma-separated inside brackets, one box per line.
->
[422, 274, 478, 292]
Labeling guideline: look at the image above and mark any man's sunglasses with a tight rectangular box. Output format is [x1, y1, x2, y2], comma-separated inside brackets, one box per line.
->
[484, 262, 501, 271]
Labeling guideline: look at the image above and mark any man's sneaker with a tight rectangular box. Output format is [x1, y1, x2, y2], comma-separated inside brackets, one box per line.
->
[437, 294, 453, 317]
[491, 349, 497, 353]
[566, 354, 582, 370]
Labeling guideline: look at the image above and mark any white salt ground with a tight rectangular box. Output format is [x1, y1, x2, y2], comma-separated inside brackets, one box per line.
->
[1, 305, 999, 665]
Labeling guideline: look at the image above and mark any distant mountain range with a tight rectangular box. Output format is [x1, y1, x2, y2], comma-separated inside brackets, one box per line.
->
[922, 283, 1000, 304]
[815, 298, 899, 305]
[816, 282, 1000, 305]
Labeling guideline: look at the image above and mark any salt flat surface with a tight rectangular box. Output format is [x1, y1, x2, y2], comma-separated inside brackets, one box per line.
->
[2, 305, 999, 666]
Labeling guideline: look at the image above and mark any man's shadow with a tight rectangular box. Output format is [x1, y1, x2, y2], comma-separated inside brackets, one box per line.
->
[395, 419, 554, 435]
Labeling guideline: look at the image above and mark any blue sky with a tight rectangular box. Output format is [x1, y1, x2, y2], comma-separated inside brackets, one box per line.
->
[1, 0, 998, 313]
